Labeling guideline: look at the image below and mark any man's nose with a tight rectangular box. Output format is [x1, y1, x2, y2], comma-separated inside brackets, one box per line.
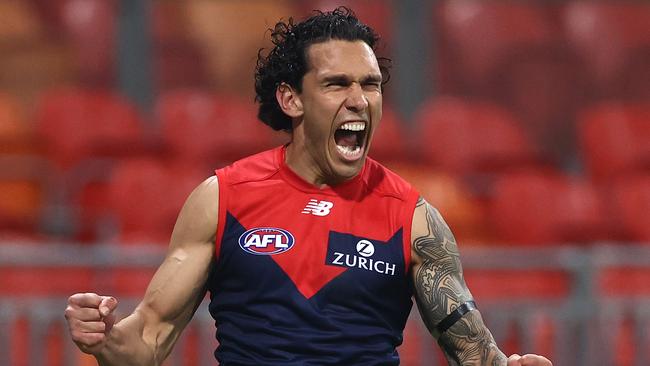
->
[345, 83, 369, 111]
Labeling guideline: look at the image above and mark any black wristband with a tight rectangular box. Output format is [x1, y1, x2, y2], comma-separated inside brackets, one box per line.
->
[435, 300, 477, 335]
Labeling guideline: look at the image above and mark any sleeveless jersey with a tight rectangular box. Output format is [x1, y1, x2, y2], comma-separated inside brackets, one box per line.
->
[208, 146, 420, 365]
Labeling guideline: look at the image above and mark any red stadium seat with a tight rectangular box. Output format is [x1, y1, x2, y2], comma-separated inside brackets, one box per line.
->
[563, 2, 650, 100]
[435, 1, 582, 165]
[367, 105, 409, 164]
[156, 89, 283, 166]
[610, 174, 650, 243]
[106, 158, 207, 244]
[35, 88, 147, 169]
[577, 102, 650, 182]
[151, 1, 210, 91]
[489, 170, 611, 245]
[300, 0, 393, 46]
[413, 97, 539, 179]
[56, 0, 117, 86]
[435, 0, 565, 94]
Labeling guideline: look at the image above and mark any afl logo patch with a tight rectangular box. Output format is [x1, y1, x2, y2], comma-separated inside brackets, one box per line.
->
[238, 227, 295, 255]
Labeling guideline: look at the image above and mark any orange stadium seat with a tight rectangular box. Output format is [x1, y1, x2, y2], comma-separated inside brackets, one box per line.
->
[157, 89, 284, 166]
[35, 88, 147, 169]
[413, 97, 539, 181]
[610, 174, 650, 243]
[106, 157, 207, 244]
[0, 93, 35, 155]
[577, 102, 650, 182]
[563, 2, 650, 100]
[387, 163, 491, 244]
[489, 170, 611, 245]
[184, 0, 298, 95]
[0, 1, 43, 44]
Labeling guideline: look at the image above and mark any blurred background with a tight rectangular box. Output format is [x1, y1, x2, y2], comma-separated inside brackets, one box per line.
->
[0, 0, 649, 365]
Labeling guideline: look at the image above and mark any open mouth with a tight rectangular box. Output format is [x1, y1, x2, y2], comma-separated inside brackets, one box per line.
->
[334, 121, 367, 161]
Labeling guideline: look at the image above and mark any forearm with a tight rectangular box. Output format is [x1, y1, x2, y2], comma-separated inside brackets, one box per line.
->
[96, 308, 174, 366]
[436, 310, 507, 366]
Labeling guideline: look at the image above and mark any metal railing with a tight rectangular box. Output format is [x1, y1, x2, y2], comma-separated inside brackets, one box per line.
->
[1, 242, 649, 366]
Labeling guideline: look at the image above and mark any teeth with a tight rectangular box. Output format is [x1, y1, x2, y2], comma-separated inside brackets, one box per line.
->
[339, 122, 366, 131]
[336, 145, 361, 156]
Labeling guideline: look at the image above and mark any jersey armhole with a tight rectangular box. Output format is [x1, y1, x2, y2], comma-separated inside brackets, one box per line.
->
[402, 188, 420, 274]
[214, 170, 228, 261]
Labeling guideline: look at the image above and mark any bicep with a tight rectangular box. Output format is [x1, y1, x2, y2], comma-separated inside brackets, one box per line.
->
[410, 197, 473, 334]
[410, 198, 506, 364]
[137, 176, 219, 341]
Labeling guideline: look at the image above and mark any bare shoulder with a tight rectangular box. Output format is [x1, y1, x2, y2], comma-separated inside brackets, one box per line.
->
[169, 175, 220, 249]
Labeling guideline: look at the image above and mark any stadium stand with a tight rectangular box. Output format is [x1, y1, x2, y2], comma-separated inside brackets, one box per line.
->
[610, 174, 650, 243]
[366, 105, 410, 164]
[35, 87, 148, 169]
[151, 1, 210, 91]
[183, 0, 298, 95]
[156, 89, 284, 167]
[412, 96, 541, 195]
[489, 170, 611, 245]
[31, 0, 117, 87]
[434, 0, 583, 167]
[577, 101, 650, 183]
[563, 2, 650, 101]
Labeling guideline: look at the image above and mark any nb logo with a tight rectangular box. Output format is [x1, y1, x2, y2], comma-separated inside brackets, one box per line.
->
[301, 199, 333, 216]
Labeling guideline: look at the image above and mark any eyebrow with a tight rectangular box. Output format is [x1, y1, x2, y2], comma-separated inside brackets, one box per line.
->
[321, 73, 383, 84]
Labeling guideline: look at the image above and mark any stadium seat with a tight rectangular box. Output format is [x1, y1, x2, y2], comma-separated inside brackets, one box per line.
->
[563, 2, 650, 100]
[387, 163, 490, 244]
[412, 96, 539, 182]
[610, 174, 650, 243]
[367, 105, 409, 164]
[35, 87, 147, 169]
[300, 0, 393, 46]
[184, 0, 297, 95]
[55, 0, 117, 86]
[0, 93, 35, 155]
[106, 158, 207, 244]
[151, 1, 210, 91]
[577, 102, 650, 182]
[156, 89, 284, 166]
[0, 1, 43, 44]
[435, 0, 583, 167]
[0, 155, 51, 237]
[489, 170, 611, 245]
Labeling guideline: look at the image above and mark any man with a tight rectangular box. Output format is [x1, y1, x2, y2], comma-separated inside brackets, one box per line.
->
[65, 8, 552, 365]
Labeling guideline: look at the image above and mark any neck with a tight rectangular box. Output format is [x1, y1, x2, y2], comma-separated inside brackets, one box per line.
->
[284, 142, 331, 188]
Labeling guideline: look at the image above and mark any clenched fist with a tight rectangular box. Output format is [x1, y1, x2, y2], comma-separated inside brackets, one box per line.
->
[64, 293, 118, 355]
[508, 353, 553, 366]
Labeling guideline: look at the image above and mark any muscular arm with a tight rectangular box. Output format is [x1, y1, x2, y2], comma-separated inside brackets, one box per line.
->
[96, 176, 219, 366]
[411, 197, 507, 365]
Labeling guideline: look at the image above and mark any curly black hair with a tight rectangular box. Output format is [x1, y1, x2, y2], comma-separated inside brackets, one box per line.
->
[254, 6, 391, 131]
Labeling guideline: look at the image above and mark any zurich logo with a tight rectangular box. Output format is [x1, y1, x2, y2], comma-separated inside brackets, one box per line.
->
[238, 227, 295, 255]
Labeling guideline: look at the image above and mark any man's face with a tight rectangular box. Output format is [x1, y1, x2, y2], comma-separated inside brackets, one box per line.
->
[292, 39, 383, 184]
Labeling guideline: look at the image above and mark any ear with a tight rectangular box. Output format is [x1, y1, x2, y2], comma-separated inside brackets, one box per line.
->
[276, 83, 303, 118]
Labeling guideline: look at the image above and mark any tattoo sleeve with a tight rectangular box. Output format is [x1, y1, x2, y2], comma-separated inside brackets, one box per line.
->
[411, 197, 507, 365]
